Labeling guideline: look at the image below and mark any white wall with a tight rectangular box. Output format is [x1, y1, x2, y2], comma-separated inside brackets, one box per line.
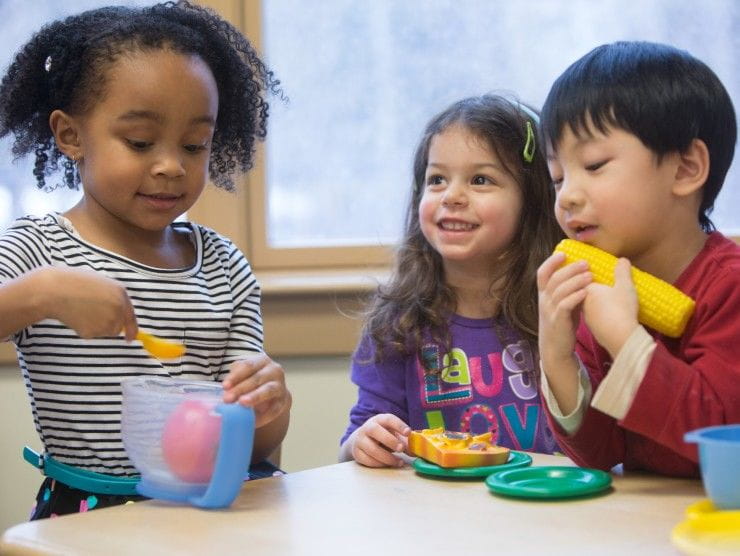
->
[0, 355, 357, 533]
[0, 368, 39, 531]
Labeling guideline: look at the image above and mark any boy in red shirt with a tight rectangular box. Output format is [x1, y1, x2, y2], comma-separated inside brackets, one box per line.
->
[537, 41, 739, 477]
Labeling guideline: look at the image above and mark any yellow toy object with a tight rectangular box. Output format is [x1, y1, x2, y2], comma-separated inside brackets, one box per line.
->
[135, 330, 186, 359]
[671, 499, 740, 555]
[408, 428, 510, 468]
[554, 239, 696, 338]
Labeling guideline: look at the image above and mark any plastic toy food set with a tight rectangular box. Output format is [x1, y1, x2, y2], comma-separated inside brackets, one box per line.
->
[121, 377, 254, 509]
[408, 428, 510, 468]
[408, 428, 613, 500]
[554, 239, 695, 337]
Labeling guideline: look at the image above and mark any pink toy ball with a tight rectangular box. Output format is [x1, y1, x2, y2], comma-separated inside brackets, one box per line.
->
[161, 399, 222, 483]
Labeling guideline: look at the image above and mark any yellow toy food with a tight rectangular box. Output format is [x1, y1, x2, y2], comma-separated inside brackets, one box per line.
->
[554, 239, 695, 338]
[408, 428, 510, 468]
[133, 330, 186, 359]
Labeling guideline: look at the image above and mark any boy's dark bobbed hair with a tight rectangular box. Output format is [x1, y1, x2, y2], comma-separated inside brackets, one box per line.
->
[540, 41, 736, 232]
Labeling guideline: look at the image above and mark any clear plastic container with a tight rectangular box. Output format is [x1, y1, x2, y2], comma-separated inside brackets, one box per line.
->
[121, 377, 254, 508]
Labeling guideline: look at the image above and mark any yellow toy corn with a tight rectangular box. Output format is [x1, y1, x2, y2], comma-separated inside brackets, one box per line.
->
[554, 239, 695, 338]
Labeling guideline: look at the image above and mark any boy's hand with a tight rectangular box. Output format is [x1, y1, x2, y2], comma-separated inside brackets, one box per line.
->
[583, 257, 639, 357]
[43, 267, 138, 340]
[346, 414, 411, 468]
[222, 353, 291, 428]
[537, 252, 592, 365]
[537, 252, 593, 414]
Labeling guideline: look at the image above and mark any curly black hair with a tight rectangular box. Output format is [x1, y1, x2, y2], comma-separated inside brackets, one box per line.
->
[0, 1, 282, 191]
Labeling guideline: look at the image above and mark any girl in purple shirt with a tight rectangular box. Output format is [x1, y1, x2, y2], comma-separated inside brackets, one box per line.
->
[340, 94, 563, 467]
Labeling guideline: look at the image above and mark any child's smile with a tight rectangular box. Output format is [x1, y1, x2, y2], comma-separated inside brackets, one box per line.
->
[437, 218, 480, 232]
[419, 124, 522, 276]
[137, 191, 185, 212]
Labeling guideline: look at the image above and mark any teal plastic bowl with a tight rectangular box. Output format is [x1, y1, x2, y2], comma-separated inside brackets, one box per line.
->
[685, 424, 740, 510]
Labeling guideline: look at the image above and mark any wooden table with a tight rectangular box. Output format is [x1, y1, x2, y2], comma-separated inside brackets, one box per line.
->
[1, 453, 703, 555]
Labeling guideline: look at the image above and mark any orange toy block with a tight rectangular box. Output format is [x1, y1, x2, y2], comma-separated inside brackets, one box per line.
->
[408, 428, 510, 468]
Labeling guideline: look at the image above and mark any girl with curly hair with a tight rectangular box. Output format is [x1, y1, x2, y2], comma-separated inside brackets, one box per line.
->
[0, 1, 290, 517]
[340, 94, 563, 467]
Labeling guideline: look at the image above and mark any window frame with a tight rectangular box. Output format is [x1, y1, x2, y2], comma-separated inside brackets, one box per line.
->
[190, 0, 393, 271]
[185, 0, 389, 355]
[193, 0, 740, 271]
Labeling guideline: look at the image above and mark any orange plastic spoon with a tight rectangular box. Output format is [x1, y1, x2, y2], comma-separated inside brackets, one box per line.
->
[135, 330, 185, 359]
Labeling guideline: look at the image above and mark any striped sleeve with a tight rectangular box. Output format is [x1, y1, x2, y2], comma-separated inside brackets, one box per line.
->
[0, 216, 53, 279]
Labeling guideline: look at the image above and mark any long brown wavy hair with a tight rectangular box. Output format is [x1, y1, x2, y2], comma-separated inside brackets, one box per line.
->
[359, 94, 563, 371]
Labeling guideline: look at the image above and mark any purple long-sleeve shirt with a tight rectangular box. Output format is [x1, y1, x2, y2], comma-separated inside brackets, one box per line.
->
[342, 314, 559, 454]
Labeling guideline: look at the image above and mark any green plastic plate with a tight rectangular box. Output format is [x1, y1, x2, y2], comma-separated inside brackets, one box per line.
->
[412, 450, 532, 479]
[485, 466, 612, 499]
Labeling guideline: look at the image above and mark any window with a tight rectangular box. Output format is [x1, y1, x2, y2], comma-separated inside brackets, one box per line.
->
[2, 0, 738, 357]
[0, 0, 156, 233]
[252, 0, 740, 271]
[3, 0, 739, 256]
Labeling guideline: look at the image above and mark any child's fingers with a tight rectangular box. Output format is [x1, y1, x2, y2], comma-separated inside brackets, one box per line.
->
[249, 397, 288, 429]
[352, 446, 378, 467]
[538, 253, 591, 294]
[365, 416, 408, 453]
[238, 383, 291, 427]
[223, 355, 286, 404]
[354, 434, 405, 468]
[539, 262, 591, 317]
[372, 413, 411, 438]
[354, 445, 400, 468]
[551, 273, 591, 312]
[536, 251, 566, 289]
[613, 258, 635, 290]
[235, 377, 281, 406]
[222, 355, 270, 389]
[122, 300, 138, 342]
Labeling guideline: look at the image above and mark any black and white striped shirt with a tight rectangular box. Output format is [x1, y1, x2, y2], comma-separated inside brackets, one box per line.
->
[0, 213, 263, 476]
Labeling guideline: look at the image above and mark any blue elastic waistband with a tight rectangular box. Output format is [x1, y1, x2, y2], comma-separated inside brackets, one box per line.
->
[23, 446, 140, 496]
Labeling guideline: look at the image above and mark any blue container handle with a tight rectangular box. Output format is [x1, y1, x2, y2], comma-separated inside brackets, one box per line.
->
[684, 430, 701, 444]
[189, 403, 255, 509]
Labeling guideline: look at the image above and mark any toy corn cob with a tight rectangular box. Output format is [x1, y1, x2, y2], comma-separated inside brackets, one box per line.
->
[554, 239, 695, 338]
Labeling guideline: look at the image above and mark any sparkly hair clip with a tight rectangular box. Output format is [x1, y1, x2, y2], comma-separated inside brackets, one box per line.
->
[44, 55, 52, 73]
[518, 104, 540, 164]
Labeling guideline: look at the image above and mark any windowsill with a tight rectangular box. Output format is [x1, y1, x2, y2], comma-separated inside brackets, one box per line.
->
[258, 266, 389, 296]
[257, 266, 388, 357]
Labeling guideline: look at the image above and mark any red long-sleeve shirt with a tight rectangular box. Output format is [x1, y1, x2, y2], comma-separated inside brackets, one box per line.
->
[548, 232, 740, 477]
